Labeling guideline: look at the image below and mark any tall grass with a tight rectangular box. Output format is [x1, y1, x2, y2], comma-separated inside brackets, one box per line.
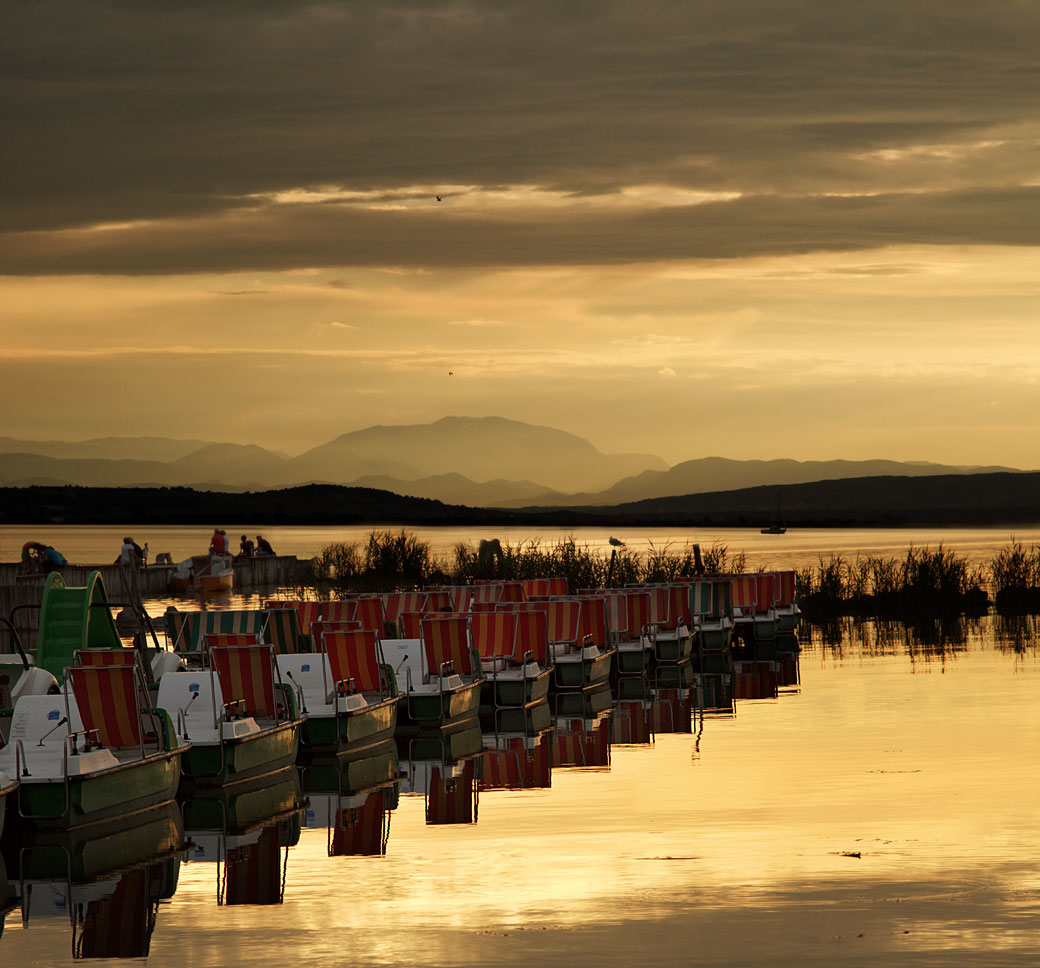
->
[307, 531, 1040, 619]
[797, 545, 988, 618]
[310, 532, 744, 592]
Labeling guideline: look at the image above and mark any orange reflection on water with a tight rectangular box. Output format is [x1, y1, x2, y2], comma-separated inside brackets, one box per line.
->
[7, 627, 1040, 965]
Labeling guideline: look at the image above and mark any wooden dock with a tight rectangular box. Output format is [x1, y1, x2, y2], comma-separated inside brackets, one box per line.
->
[0, 555, 314, 648]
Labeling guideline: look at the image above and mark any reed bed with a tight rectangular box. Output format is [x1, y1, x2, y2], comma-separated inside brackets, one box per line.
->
[311, 531, 743, 593]
[796, 545, 988, 618]
[309, 532, 1040, 618]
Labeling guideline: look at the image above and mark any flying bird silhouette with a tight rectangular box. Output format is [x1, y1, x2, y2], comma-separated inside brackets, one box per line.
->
[436, 195, 442, 201]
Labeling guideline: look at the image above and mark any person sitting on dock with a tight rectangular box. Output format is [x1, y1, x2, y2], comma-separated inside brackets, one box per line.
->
[41, 545, 66, 573]
[255, 534, 275, 556]
[237, 534, 255, 558]
[20, 540, 48, 574]
[210, 528, 229, 555]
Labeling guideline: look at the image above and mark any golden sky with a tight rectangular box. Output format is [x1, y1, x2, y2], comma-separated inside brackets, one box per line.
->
[3, 2, 1040, 466]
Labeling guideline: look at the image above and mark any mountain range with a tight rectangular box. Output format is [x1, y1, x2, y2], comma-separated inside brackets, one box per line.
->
[0, 416, 1026, 505]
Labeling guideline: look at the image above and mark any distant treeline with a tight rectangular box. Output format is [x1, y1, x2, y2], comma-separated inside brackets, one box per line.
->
[3, 473, 1040, 527]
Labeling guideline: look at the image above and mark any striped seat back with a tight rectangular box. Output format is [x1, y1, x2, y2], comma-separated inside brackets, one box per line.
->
[514, 610, 549, 664]
[420, 616, 474, 677]
[754, 573, 777, 614]
[205, 633, 262, 650]
[596, 592, 626, 638]
[713, 580, 733, 619]
[775, 571, 796, 607]
[264, 608, 301, 655]
[546, 577, 568, 596]
[69, 665, 143, 748]
[520, 579, 549, 598]
[423, 590, 454, 613]
[730, 576, 758, 612]
[621, 590, 651, 638]
[382, 592, 425, 623]
[470, 584, 502, 605]
[322, 630, 384, 693]
[310, 620, 362, 645]
[179, 610, 267, 652]
[690, 581, 714, 617]
[546, 600, 581, 647]
[470, 612, 517, 660]
[450, 587, 473, 613]
[499, 581, 525, 603]
[649, 587, 676, 630]
[668, 584, 692, 627]
[209, 643, 278, 719]
[577, 597, 610, 648]
[470, 601, 498, 614]
[397, 611, 424, 638]
[353, 597, 387, 633]
[322, 600, 356, 625]
[74, 648, 136, 667]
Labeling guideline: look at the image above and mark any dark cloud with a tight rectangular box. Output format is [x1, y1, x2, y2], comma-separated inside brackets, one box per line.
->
[4, 1, 1040, 265]
[4, 187, 1040, 274]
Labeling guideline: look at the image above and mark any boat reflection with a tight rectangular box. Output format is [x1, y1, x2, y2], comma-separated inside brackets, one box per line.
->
[611, 699, 653, 746]
[2, 799, 182, 958]
[399, 722, 484, 825]
[479, 701, 553, 791]
[180, 767, 305, 905]
[299, 741, 401, 857]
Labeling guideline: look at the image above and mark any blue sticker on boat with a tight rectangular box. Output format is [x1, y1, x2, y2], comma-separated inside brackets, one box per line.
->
[48, 709, 60, 720]
[189, 683, 200, 691]
[301, 664, 311, 672]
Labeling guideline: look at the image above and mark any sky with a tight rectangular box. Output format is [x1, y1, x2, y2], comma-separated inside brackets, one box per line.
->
[3, 0, 1040, 467]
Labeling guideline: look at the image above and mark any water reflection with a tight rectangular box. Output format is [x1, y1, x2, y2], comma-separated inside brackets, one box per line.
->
[30, 616, 1040, 968]
[300, 742, 400, 857]
[3, 800, 182, 958]
[399, 724, 484, 826]
[181, 768, 305, 907]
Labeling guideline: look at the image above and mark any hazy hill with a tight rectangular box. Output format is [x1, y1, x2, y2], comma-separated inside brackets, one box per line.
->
[0, 435, 220, 462]
[349, 472, 564, 508]
[519, 456, 1026, 507]
[290, 416, 666, 494]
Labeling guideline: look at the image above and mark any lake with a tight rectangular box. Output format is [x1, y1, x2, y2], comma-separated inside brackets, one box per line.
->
[3, 612, 1040, 966]
[4, 523, 1039, 574]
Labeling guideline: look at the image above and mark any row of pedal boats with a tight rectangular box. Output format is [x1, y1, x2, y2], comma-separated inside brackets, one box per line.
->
[0, 570, 799, 836]
[2, 673, 741, 948]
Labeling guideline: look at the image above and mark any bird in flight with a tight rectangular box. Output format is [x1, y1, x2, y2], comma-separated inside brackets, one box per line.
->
[436, 195, 442, 202]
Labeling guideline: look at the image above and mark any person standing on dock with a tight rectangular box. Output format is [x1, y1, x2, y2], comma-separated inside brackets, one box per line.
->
[119, 537, 145, 566]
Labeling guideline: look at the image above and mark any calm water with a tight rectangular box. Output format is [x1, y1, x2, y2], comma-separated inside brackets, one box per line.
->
[4, 617, 1040, 966]
[3, 523, 1039, 573]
